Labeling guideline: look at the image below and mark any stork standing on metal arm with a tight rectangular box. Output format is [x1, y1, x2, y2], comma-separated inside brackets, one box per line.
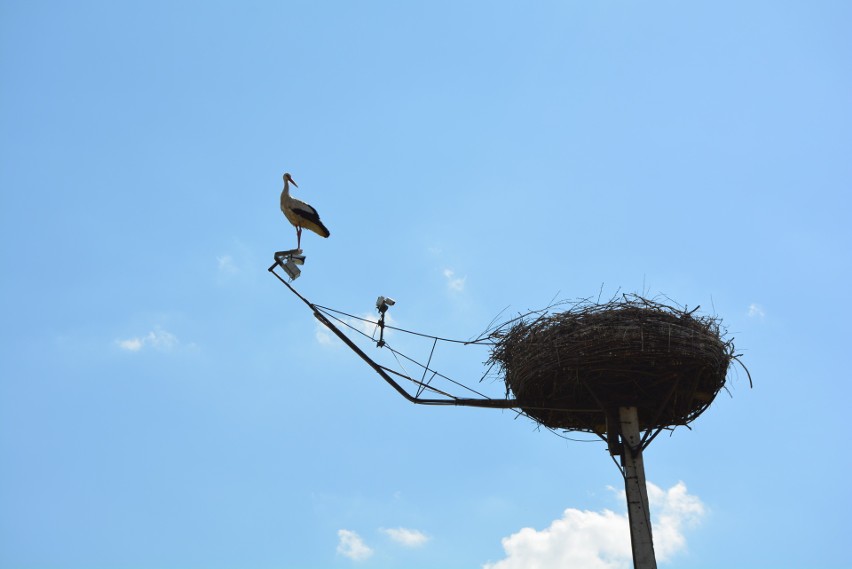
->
[280, 172, 330, 250]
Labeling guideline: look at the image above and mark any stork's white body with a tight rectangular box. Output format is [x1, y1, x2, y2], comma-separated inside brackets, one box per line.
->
[280, 173, 330, 249]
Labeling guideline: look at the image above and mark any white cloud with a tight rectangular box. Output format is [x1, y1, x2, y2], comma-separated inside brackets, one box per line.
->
[337, 529, 373, 562]
[381, 527, 430, 548]
[353, 311, 391, 337]
[483, 482, 704, 569]
[647, 482, 704, 561]
[116, 327, 179, 352]
[217, 254, 238, 274]
[117, 337, 143, 352]
[146, 328, 178, 350]
[484, 508, 629, 569]
[443, 268, 466, 292]
[315, 320, 334, 346]
[747, 303, 765, 319]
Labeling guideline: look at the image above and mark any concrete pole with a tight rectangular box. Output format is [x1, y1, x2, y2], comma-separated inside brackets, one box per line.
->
[619, 406, 657, 569]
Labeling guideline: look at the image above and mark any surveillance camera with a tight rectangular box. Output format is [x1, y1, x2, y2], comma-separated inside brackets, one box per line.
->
[376, 296, 396, 312]
[282, 260, 301, 281]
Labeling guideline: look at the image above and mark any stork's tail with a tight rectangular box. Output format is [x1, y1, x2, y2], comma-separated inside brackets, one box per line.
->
[317, 221, 330, 238]
[309, 220, 330, 238]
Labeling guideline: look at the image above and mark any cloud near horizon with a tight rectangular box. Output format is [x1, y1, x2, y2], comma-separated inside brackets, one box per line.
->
[217, 254, 240, 275]
[443, 268, 466, 292]
[381, 527, 430, 547]
[747, 303, 765, 319]
[483, 481, 704, 569]
[337, 529, 373, 561]
[116, 327, 179, 352]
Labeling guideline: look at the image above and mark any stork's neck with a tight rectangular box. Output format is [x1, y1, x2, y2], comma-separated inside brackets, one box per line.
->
[280, 180, 291, 206]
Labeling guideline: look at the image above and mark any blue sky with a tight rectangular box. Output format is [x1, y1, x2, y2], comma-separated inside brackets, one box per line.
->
[1, 1, 851, 568]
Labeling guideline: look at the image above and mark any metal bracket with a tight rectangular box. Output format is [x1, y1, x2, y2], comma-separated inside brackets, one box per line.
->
[274, 249, 306, 281]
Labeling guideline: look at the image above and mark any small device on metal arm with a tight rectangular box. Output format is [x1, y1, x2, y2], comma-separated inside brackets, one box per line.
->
[375, 296, 395, 347]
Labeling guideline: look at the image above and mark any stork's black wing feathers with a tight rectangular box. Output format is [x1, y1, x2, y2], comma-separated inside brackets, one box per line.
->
[292, 204, 318, 222]
[293, 205, 331, 238]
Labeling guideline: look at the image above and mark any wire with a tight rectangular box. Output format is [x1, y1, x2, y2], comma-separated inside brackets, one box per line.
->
[382, 343, 492, 400]
[318, 308, 380, 344]
[417, 338, 438, 398]
[379, 365, 459, 400]
[386, 346, 416, 396]
[314, 305, 492, 400]
[543, 426, 604, 443]
[314, 304, 494, 345]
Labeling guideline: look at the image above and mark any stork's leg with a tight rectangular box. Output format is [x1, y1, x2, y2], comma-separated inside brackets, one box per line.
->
[296, 226, 302, 250]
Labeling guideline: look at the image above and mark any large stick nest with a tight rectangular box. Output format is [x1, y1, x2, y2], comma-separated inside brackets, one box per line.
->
[487, 295, 744, 433]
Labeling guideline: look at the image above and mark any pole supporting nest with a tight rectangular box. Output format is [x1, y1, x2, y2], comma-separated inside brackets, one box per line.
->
[619, 406, 658, 569]
[604, 406, 659, 569]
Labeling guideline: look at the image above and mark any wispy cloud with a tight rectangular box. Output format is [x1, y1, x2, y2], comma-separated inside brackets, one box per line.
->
[315, 320, 335, 346]
[747, 303, 765, 319]
[483, 481, 704, 569]
[116, 327, 179, 352]
[217, 254, 238, 274]
[443, 268, 466, 292]
[315, 311, 396, 347]
[337, 529, 373, 561]
[381, 527, 430, 548]
[117, 337, 144, 352]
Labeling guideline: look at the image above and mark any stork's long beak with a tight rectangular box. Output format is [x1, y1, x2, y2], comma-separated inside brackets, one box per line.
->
[291, 179, 298, 188]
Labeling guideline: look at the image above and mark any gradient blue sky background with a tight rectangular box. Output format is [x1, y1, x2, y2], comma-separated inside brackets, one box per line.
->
[2, 1, 851, 568]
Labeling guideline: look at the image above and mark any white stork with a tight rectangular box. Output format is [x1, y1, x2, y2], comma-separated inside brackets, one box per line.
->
[280, 172, 330, 250]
